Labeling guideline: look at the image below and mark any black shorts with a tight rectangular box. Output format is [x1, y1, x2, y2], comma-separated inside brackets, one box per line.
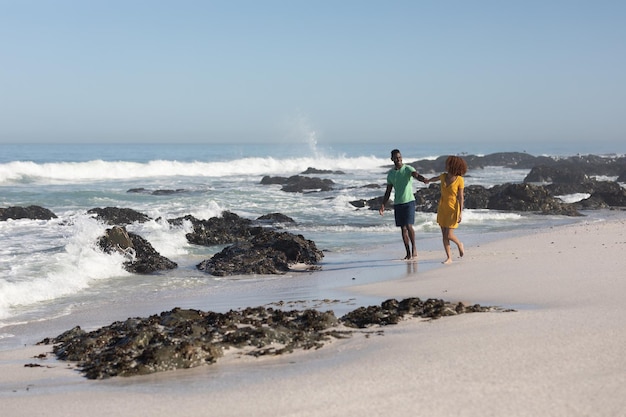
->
[394, 201, 415, 226]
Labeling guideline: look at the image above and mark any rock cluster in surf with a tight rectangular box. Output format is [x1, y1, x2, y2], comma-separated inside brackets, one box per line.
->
[350, 152, 626, 215]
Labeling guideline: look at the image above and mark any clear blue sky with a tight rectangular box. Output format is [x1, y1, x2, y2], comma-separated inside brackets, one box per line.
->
[1, 0, 625, 149]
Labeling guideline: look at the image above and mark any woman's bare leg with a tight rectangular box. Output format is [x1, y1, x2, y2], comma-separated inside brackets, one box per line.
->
[441, 227, 453, 264]
[448, 229, 464, 257]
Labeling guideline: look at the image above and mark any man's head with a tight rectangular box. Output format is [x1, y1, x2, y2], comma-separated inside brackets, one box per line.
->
[391, 149, 403, 168]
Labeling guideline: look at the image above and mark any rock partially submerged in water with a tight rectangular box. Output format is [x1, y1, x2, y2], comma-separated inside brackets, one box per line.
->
[261, 175, 335, 193]
[0, 205, 57, 221]
[98, 225, 177, 274]
[88, 207, 151, 225]
[486, 183, 583, 215]
[197, 227, 324, 276]
[39, 298, 507, 379]
[356, 183, 584, 216]
[169, 211, 254, 246]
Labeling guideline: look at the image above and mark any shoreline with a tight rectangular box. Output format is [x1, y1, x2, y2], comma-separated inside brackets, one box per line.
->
[1, 212, 625, 416]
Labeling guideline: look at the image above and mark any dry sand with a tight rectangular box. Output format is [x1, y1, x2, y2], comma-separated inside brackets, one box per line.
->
[1, 215, 625, 417]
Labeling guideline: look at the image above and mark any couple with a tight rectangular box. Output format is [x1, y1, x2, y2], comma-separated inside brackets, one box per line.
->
[379, 149, 467, 264]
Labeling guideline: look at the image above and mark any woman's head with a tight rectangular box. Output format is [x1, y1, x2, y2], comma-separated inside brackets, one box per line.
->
[446, 156, 468, 176]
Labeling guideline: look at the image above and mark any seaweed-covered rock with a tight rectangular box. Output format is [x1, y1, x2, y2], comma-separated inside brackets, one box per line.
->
[40, 298, 506, 379]
[0, 205, 57, 221]
[339, 297, 493, 328]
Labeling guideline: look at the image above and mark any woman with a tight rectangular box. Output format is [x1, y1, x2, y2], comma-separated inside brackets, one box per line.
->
[427, 156, 468, 264]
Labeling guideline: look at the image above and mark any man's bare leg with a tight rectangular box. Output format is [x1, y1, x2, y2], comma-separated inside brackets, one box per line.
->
[400, 225, 418, 260]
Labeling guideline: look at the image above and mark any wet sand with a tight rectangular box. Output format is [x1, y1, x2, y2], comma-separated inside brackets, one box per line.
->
[1, 214, 625, 417]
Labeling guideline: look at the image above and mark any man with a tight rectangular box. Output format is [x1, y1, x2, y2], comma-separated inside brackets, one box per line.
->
[379, 149, 427, 260]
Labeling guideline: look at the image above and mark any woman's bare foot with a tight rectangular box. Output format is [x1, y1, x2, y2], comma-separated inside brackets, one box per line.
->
[458, 243, 464, 258]
[442, 258, 452, 264]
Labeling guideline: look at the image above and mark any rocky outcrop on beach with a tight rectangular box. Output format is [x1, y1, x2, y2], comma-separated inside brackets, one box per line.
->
[197, 227, 323, 276]
[39, 297, 506, 379]
[261, 175, 335, 193]
[98, 225, 177, 274]
[88, 207, 151, 225]
[0, 205, 57, 221]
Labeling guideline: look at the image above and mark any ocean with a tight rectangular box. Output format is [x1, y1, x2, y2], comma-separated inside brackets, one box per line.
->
[0, 141, 622, 350]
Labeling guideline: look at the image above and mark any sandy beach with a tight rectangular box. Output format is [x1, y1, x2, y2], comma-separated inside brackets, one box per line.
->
[1, 213, 625, 417]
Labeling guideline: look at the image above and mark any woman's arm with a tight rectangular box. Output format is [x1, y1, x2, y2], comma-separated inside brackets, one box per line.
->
[458, 187, 465, 223]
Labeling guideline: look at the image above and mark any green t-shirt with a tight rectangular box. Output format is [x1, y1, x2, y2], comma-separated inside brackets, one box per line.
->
[386, 164, 416, 205]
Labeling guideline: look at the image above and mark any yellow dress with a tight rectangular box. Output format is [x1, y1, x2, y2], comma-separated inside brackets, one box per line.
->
[436, 174, 464, 228]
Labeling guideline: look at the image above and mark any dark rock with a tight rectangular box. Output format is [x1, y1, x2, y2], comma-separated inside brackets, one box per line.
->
[260, 176, 289, 185]
[170, 211, 254, 246]
[340, 297, 469, 328]
[301, 167, 346, 175]
[575, 196, 610, 210]
[488, 183, 582, 216]
[414, 186, 440, 212]
[544, 181, 597, 196]
[256, 213, 296, 224]
[261, 175, 336, 192]
[582, 181, 626, 207]
[524, 165, 588, 183]
[464, 185, 491, 209]
[349, 199, 367, 208]
[407, 152, 551, 174]
[197, 241, 291, 276]
[197, 227, 324, 276]
[350, 195, 392, 211]
[127, 188, 188, 195]
[360, 183, 382, 189]
[88, 207, 151, 225]
[151, 189, 187, 195]
[0, 205, 57, 221]
[280, 175, 335, 193]
[41, 298, 505, 379]
[98, 226, 177, 274]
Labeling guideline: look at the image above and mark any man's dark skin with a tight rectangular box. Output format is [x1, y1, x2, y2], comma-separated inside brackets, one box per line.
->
[379, 150, 426, 259]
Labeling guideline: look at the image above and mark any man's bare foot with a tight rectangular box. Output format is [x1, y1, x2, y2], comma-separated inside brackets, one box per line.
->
[403, 255, 412, 260]
[459, 243, 464, 258]
[442, 258, 452, 264]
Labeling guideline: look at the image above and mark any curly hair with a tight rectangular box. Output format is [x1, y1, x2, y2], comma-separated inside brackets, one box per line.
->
[446, 156, 468, 176]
